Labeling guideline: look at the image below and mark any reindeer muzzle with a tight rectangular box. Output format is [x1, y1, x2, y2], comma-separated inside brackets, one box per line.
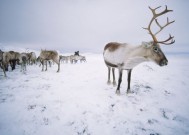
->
[160, 59, 168, 66]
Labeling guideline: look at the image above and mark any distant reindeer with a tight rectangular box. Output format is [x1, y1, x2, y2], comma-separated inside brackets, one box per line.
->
[59, 55, 68, 63]
[39, 50, 60, 72]
[29, 52, 37, 65]
[37, 56, 52, 67]
[19, 53, 28, 72]
[36, 56, 42, 64]
[2, 51, 20, 71]
[0, 50, 6, 77]
[80, 56, 86, 63]
[77, 55, 86, 63]
[103, 6, 175, 94]
[70, 55, 86, 63]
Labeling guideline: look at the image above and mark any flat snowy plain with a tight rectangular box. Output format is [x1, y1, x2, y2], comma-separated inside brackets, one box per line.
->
[0, 49, 189, 135]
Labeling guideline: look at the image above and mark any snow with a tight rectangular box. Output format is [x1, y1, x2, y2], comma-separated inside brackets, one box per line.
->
[0, 51, 189, 135]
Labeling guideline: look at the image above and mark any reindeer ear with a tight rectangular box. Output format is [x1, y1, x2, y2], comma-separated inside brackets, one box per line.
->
[142, 41, 152, 48]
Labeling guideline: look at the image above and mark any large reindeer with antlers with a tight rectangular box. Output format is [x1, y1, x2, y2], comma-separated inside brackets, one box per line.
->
[103, 5, 175, 94]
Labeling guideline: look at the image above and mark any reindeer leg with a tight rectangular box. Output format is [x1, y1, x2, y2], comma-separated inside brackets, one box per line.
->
[2, 64, 7, 77]
[45, 61, 47, 71]
[12, 60, 16, 70]
[24, 63, 26, 71]
[127, 69, 132, 94]
[53, 58, 60, 72]
[42, 60, 44, 71]
[5, 64, 8, 71]
[116, 69, 123, 95]
[107, 67, 111, 85]
[20, 63, 22, 72]
[57, 62, 60, 72]
[112, 68, 116, 86]
[25, 60, 27, 71]
[49, 61, 51, 67]
[4, 68, 7, 77]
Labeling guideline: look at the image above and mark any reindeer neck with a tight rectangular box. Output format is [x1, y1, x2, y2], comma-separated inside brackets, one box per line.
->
[128, 44, 148, 58]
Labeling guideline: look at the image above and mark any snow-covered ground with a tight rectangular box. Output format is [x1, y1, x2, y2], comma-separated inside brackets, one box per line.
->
[0, 52, 189, 135]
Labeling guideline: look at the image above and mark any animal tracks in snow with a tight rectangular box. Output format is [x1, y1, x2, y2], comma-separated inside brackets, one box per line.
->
[27, 104, 47, 113]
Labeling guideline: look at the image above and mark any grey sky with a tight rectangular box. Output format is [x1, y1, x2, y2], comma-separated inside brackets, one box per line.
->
[0, 0, 188, 53]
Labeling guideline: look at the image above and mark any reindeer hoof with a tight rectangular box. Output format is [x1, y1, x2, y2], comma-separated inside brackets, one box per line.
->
[113, 81, 117, 86]
[107, 80, 111, 85]
[126, 89, 132, 94]
[116, 90, 120, 95]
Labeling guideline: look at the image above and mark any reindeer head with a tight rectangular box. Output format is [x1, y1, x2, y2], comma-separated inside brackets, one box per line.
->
[143, 5, 175, 66]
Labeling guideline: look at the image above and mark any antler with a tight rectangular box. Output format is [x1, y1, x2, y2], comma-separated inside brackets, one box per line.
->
[143, 5, 175, 45]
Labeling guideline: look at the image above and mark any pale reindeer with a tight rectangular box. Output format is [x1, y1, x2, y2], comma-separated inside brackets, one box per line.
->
[37, 56, 52, 67]
[39, 50, 60, 72]
[19, 53, 28, 72]
[0, 50, 6, 77]
[103, 6, 175, 94]
[59, 55, 69, 63]
[70, 55, 86, 63]
[29, 52, 37, 65]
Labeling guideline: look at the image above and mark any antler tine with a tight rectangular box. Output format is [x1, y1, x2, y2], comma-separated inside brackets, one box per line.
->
[157, 5, 173, 17]
[149, 6, 161, 16]
[154, 17, 175, 35]
[156, 34, 175, 45]
[158, 39, 175, 45]
[155, 19, 162, 29]
[149, 5, 173, 18]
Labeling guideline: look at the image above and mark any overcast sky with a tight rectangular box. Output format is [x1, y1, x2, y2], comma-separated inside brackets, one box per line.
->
[0, 0, 188, 53]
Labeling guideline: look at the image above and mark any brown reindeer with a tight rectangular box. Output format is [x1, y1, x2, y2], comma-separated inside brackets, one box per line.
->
[103, 6, 175, 94]
[2, 51, 20, 71]
[39, 50, 60, 72]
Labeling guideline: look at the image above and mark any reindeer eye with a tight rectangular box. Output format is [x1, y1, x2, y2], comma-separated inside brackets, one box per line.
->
[153, 46, 159, 53]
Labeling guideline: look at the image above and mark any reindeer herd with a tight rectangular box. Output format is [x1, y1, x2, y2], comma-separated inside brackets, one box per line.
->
[0, 50, 36, 77]
[0, 6, 175, 95]
[0, 49, 87, 77]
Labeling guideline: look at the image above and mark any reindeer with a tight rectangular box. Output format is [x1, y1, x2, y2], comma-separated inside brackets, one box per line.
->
[103, 6, 175, 94]
[39, 50, 60, 72]
[37, 56, 52, 67]
[29, 52, 37, 65]
[0, 50, 6, 77]
[80, 56, 86, 63]
[26, 52, 36, 65]
[70, 55, 86, 63]
[59, 55, 68, 63]
[19, 53, 28, 72]
[2, 51, 20, 71]
[0, 50, 20, 77]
